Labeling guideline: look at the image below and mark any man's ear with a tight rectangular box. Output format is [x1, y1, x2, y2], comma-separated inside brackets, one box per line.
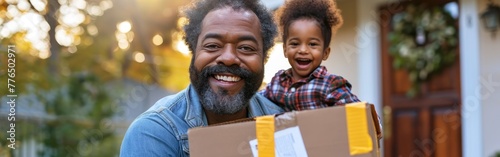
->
[323, 47, 331, 60]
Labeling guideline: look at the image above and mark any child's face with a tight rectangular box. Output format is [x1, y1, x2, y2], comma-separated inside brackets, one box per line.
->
[284, 19, 330, 81]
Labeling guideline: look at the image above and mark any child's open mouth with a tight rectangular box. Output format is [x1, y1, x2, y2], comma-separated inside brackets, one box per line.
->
[296, 58, 312, 65]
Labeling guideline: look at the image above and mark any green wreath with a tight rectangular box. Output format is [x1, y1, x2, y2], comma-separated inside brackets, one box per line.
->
[388, 4, 458, 97]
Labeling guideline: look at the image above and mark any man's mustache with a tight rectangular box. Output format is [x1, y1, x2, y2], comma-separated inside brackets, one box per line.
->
[200, 65, 253, 80]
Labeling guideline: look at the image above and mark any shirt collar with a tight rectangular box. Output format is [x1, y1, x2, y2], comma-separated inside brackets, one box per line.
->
[247, 95, 265, 117]
[185, 85, 207, 127]
[279, 66, 328, 82]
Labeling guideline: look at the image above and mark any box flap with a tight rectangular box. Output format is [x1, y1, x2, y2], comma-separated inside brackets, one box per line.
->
[369, 105, 382, 140]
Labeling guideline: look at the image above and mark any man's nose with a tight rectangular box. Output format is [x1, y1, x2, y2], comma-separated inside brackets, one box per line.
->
[216, 45, 241, 66]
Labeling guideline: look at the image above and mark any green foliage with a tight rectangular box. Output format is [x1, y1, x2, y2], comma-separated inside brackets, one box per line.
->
[0, 71, 120, 157]
[0, 1, 193, 155]
[0, 47, 51, 96]
[0, 120, 39, 156]
[388, 4, 458, 97]
[35, 72, 120, 157]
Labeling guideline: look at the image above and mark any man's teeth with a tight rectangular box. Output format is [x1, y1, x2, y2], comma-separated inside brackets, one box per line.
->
[215, 75, 241, 82]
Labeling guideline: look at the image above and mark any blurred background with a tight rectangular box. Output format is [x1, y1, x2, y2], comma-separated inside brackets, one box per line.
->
[0, 0, 499, 156]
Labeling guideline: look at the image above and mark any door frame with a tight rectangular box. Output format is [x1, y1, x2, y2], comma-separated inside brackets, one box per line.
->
[457, 0, 483, 156]
[355, 0, 482, 156]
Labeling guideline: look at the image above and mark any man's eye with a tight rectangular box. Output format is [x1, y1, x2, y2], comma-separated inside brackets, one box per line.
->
[204, 44, 220, 50]
[238, 46, 257, 54]
[239, 46, 255, 51]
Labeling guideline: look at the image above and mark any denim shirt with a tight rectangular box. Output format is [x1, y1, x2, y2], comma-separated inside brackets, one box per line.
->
[120, 85, 284, 157]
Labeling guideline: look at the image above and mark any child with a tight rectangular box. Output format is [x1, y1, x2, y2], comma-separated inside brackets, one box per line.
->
[259, 0, 360, 111]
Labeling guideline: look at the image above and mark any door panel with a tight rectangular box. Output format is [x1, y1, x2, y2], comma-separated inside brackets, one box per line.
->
[379, 1, 462, 157]
[393, 70, 412, 94]
[432, 107, 462, 157]
[393, 109, 419, 157]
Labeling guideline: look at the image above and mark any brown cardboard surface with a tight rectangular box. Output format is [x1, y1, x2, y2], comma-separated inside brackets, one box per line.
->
[296, 106, 350, 156]
[188, 121, 257, 157]
[188, 102, 381, 157]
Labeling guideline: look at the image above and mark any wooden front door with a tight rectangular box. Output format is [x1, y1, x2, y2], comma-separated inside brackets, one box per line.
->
[379, 1, 462, 157]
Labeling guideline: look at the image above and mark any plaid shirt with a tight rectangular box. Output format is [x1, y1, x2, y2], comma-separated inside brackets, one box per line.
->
[259, 66, 360, 111]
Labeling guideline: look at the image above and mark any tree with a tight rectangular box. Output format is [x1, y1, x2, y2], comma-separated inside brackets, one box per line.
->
[1, 0, 192, 156]
[36, 72, 119, 157]
[0, 0, 115, 94]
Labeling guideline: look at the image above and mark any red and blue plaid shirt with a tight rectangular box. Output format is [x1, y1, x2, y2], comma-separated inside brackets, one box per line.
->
[259, 66, 360, 111]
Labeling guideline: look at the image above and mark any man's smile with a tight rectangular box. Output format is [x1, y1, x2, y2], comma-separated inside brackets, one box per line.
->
[214, 74, 242, 82]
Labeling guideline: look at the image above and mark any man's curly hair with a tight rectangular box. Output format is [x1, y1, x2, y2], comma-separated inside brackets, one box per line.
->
[182, 0, 277, 60]
[275, 0, 343, 49]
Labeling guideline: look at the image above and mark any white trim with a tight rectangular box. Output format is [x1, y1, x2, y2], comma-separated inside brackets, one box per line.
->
[459, 0, 483, 156]
[356, 0, 384, 154]
[357, 0, 383, 130]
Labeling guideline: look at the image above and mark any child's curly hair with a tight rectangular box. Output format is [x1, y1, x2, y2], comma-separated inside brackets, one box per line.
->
[275, 0, 343, 49]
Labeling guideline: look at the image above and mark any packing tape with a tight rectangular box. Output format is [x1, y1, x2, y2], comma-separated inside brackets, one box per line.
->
[346, 102, 373, 155]
[256, 115, 275, 157]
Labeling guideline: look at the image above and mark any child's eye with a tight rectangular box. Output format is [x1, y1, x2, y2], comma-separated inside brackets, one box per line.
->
[309, 43, 319, 47]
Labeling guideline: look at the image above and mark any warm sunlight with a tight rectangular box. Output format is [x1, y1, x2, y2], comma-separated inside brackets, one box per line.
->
[38, 50, 50, 59]
[172, 32, 190, 56]
[134, 51, 145, 63]
[263, 42, 290, 84]
[115, 31, 132, 50]
[60, 5, 85, 27]
[117, 21, 132, 33]
[30, 0, 47, 12]
[55, 26, 74, 46]
[152, 34, 163, 46]
[87, 24, 98, 36]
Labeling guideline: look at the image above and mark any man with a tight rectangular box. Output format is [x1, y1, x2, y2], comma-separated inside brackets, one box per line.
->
[119, 0, 282, 156]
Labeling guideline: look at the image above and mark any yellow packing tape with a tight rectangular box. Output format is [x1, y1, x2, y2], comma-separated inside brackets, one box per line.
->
[256, 115, 275, 157]
[346, 102, 373, 155]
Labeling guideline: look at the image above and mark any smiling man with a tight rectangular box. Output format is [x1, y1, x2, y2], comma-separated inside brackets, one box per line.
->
[119, 0, 281, 156]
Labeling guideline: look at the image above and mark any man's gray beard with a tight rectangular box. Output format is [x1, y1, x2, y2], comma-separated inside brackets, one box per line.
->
[200, 86, 248, 114]
[190, 64, 262, 115]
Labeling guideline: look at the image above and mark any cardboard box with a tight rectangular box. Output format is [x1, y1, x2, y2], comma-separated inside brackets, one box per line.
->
[188, 102, 382, 157]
